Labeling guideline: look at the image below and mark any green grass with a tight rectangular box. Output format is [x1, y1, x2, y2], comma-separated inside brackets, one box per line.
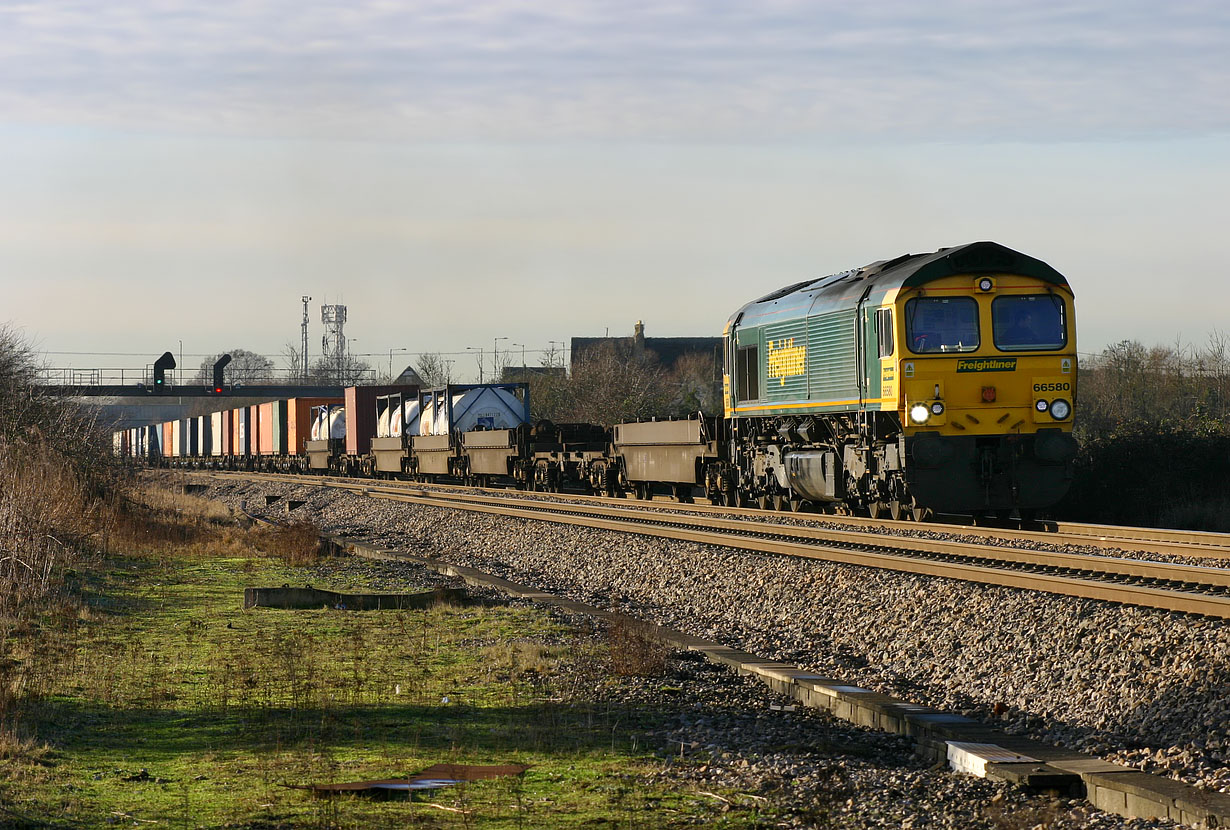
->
[0, 530, 771, 828]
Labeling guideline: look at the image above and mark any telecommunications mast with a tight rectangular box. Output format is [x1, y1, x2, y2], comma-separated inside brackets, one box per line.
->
[321, 303, 348, 382]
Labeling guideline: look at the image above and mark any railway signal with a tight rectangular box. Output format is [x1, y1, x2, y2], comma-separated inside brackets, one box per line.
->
[212, 353, 232, 393]
[152, 351, 176, 392]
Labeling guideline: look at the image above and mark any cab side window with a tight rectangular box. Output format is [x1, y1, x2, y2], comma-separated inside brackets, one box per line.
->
[876, 308, 894, 358]
[737, 346, 759, 401]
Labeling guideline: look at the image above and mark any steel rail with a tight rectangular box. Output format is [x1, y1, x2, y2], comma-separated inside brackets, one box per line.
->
[187, 470, 1230, 618]
[361, 488, 1230, 618]
[187, 469, 1230, 560]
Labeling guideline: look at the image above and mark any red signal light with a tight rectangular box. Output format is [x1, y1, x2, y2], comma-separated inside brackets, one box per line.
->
[215, 387, 223, 394]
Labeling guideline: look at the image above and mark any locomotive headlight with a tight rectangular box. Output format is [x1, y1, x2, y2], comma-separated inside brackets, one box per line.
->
[930, 401, 945, 416]
[977, 277, 994, 292]
[909, 403, 931, 424]
[1049, 398, 1071, 420]
[1035, 399, 1050, 413]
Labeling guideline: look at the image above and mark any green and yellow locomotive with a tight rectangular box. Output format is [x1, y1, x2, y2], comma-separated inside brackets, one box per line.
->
[721, 241, 1078, 520]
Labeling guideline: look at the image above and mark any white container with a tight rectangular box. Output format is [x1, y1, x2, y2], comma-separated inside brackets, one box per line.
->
[451, 386, 528, 432]
[328, 407, 346, 439]
[211, 412, 224, 456]
[400, 400, 421, 436]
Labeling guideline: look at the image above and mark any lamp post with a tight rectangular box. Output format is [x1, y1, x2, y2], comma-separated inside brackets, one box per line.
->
[492, 336, 508, 382]
[512, 342, 525, 380]
[388, 347, 408, 380]
[466, 346, 484, 383]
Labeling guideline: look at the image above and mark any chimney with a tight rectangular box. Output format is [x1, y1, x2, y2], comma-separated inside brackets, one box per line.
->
[633, 320, 645, 354]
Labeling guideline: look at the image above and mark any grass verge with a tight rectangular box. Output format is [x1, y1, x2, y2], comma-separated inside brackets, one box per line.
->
[0, 483, 775, 828]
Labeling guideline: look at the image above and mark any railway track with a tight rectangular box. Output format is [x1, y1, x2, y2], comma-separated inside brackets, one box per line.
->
[188, 468, 1230, 561]
[188, 470, 1230, 619]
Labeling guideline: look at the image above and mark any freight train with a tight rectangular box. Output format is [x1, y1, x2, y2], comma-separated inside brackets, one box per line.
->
[116, 241, 1078, 521]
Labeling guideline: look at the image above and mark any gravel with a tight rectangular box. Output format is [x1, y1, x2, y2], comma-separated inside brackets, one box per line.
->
[210, 477, 1228, 812]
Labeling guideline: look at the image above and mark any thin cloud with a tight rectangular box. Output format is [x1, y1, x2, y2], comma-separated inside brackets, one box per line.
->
[0, 0, 1226, 140]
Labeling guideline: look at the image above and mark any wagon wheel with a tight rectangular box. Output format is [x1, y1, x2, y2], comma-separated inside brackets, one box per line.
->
[532, 460, 550, 491]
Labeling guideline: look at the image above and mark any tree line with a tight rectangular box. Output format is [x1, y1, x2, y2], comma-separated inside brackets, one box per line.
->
[1058, 334, 1230, 530]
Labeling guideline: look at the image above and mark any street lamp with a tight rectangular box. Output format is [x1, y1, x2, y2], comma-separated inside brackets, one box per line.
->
[388, 347, 408, 380]
[512, 343, 525, 379]
[492, 336, 508, 382]
[466, 346, 484, 383]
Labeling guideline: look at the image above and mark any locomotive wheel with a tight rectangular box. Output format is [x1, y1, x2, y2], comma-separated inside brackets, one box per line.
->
[771, 493, 785, 511]
[889, 499, 906, 520]
[866, 500, 887, 520]
[789, 497, 804, 512]
[756, 494, 770, 511]
[910, 501, 933, 522]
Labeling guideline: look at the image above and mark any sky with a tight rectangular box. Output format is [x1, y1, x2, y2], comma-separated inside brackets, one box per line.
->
[2, 0, 1229, 381]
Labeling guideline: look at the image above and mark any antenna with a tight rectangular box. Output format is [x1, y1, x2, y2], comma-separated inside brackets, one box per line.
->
[300, 295, 311, 379]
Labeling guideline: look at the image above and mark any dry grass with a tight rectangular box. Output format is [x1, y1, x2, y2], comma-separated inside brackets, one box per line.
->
[0, 440, 102, 749]
[250, 520, 325, 566]
[607, 618, 669, 677]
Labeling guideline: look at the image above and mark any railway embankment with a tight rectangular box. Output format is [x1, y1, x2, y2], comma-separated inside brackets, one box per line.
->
[204, 475, 1230, 819]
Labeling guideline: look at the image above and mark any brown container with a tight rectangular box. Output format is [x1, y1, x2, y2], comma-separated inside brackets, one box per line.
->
[162, 421, 172, 457]
[249, 405, 261, 455]
[221, 410, 233, 456]
[344, 385, 419, 457]
[287, 397, 343, 456]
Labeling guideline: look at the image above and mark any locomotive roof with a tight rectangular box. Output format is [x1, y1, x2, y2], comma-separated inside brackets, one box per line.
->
[737, 241, 1069, 320]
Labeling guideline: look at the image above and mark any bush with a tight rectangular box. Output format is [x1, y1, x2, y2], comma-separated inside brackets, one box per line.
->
[1059, 335, 1230, 530]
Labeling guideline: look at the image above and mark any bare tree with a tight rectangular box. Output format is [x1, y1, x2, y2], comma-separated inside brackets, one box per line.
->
[309, 354, 373, 386]
[555, 341, 669, 426]
[282, 342, 305, 381]
[415, 352, 453, 387]
[193, 349, 276, 386]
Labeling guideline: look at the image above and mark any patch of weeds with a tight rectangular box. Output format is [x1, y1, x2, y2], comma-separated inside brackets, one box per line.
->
[607, 619, 669, 677]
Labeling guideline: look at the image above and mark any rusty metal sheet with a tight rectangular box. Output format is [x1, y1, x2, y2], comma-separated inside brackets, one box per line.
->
[244, 585, 465, 611]
[288, 763, 528, 795]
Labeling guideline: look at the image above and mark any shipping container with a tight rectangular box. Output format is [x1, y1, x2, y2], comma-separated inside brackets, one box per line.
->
[163, 422, 174, 458]
[249, 405, 261, 455]
[287, 397, 343, 455]
[344, 385, 419, 457]
[198, 415, 211, 457]
[219, 410, 232, 457]
[257, 400, 288, 455]
[233, 408, 250, 456]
